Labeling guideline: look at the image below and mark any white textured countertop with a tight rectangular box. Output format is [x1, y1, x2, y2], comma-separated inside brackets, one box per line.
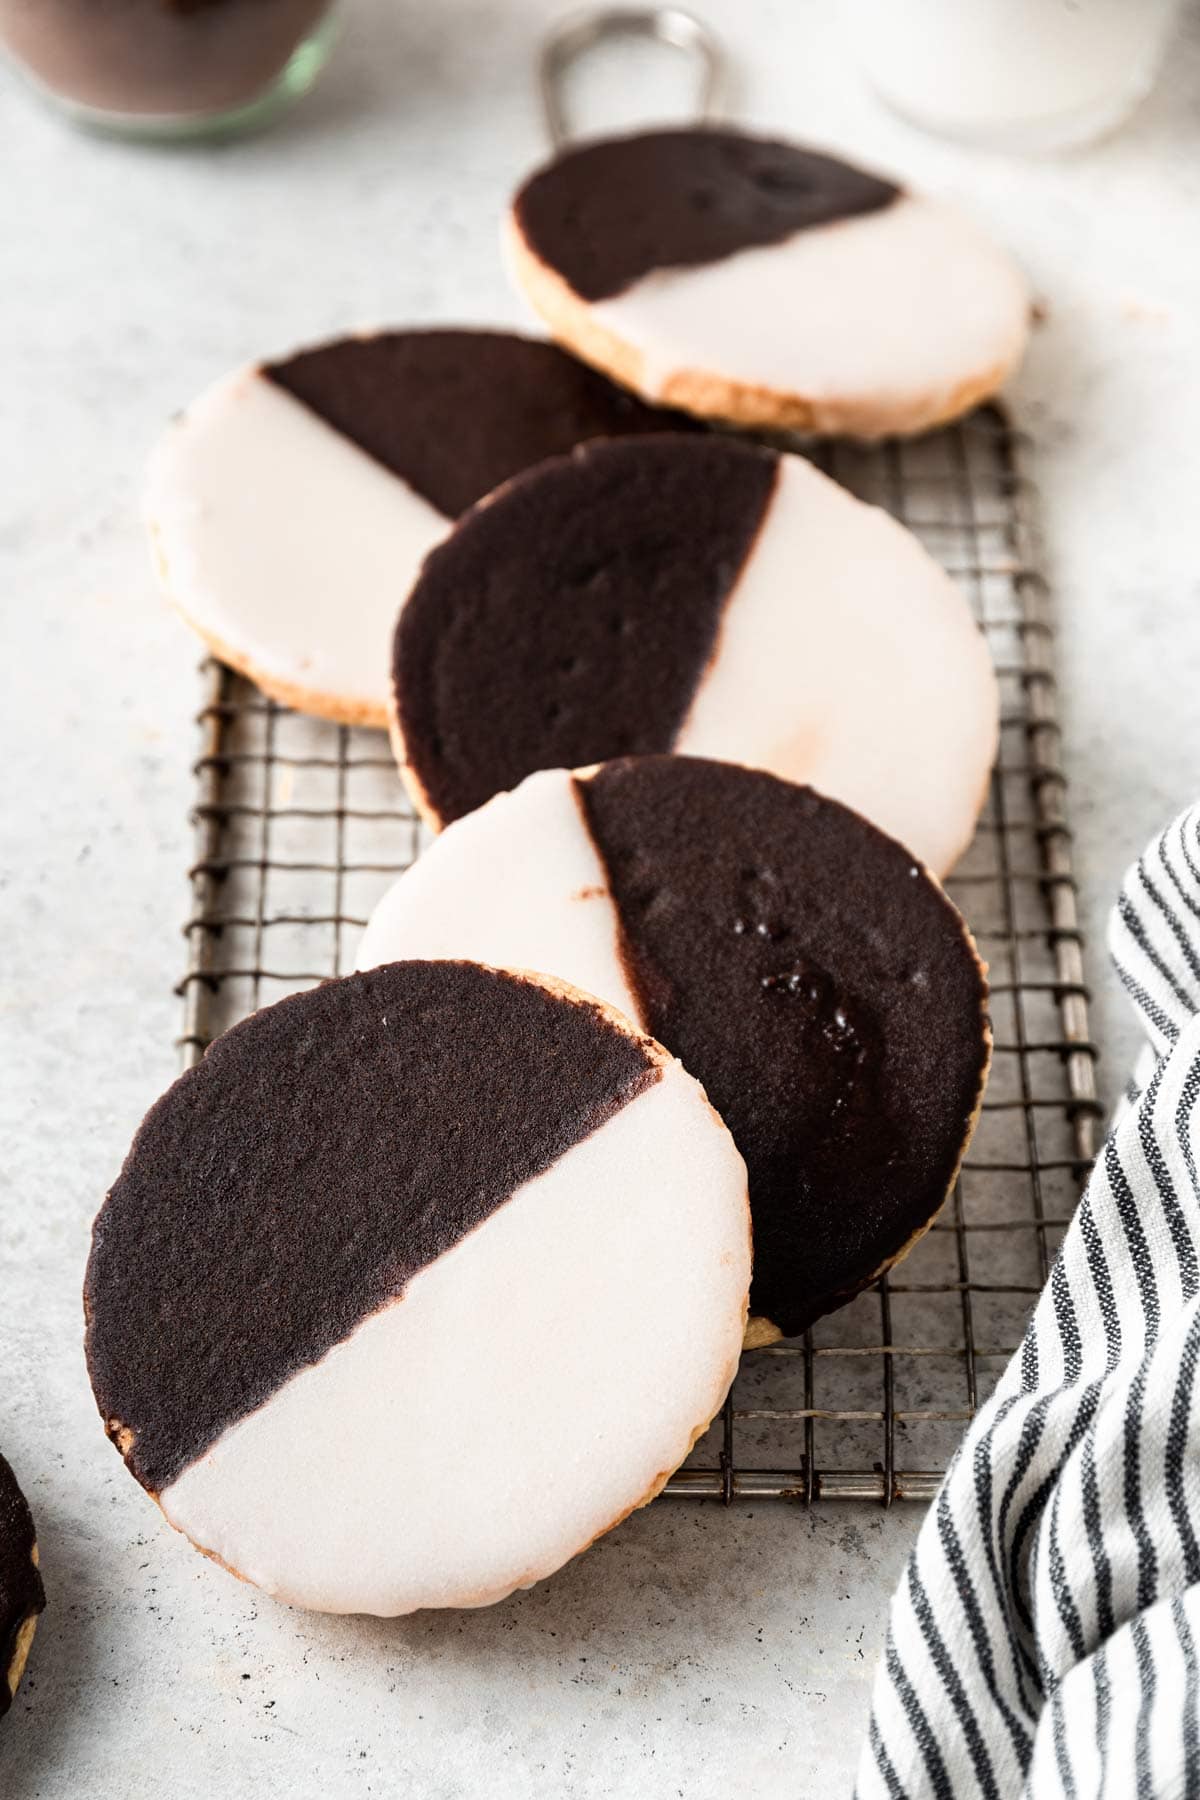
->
[4, 2, 1200, 1793]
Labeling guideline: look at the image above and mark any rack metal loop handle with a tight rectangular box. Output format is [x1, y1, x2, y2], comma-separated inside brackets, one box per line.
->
[540, 6, 723, 149]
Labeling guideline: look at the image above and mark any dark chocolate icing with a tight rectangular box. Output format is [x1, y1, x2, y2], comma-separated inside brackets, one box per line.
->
[265, 329, 698, 519]
[85, 962, 657, 1494]
[576, 758, 989, 1336]
[393, 433, 778, 826]
[514, 127, 899, 303]
[0, 1452, 43, 1717]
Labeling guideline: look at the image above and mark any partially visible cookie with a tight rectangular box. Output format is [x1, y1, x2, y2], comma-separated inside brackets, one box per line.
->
[356, 758, 991, 1342]
[391, 432, 997, 875]
[85, 961, 749, 1616]
[507, 126, 1030, 438]
[0, 1452, 44, 1719]
[144, 329, 696, 725]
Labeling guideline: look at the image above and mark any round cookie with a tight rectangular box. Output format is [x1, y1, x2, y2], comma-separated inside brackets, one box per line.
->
[357, 759, 991, 1342]
[0, 1452, 44, 1720]
[391, 432, 997, 875]
[507, 126, 1031, 438]
[144, 329, 697, 725]
[84, 961, 749, 1616]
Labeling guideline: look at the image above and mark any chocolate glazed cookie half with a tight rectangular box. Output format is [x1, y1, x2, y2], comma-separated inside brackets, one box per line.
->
[0, 1452, 45, 1719]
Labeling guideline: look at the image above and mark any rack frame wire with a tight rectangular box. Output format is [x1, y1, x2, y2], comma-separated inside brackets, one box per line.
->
[178, 403, 1100, 1506]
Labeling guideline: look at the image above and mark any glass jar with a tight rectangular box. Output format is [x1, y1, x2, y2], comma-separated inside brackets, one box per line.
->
[0, 0, 339, 140]
[847, 0, 1181, 153]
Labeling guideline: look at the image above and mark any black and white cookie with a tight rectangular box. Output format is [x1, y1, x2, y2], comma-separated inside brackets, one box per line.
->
[84, 962, 749, 1615]
[357, 759, 991, 1342]
[507, 126, 1030, 438]
[144, 329, 696, 725]
[391, 432, 997, 875]
[0, 1453, 44, 1719]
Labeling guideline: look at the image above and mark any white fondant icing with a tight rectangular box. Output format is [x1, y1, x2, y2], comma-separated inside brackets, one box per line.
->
[587, 195, 1030, 437]
[144, 368, 448, 716]
[160, 1062, 749, 1616]
[675, 453, 997, 875]
[355, 769, 642, 1020]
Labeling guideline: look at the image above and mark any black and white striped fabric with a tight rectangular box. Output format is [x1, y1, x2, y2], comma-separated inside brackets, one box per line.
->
[858, 802, 1200, 1798]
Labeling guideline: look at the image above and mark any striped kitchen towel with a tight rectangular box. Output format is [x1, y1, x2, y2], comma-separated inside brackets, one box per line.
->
[858, 801, 1200, 1799]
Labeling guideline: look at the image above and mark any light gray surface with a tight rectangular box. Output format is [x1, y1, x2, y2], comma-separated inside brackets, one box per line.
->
[3, 2, 1199, 1793]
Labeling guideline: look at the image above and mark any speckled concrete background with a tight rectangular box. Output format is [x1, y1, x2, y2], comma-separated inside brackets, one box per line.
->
[4, 2, 1200, 1792]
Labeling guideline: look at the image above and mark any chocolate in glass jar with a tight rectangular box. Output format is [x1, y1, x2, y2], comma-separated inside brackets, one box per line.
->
[0, 0, 338, 135]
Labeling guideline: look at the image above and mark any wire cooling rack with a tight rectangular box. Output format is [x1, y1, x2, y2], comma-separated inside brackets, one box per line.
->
[178, 403, 1100, 1505]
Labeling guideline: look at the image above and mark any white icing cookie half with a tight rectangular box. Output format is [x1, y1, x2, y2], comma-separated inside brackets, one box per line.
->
[84, 962, 749, 1615]
[144, 330, 700, 724]
[508, 127, 1031, 438]
[391, 433, 998, 876]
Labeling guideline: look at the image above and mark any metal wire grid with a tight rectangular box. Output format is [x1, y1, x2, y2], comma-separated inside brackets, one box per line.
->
[178, 403, 1100, 1505]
